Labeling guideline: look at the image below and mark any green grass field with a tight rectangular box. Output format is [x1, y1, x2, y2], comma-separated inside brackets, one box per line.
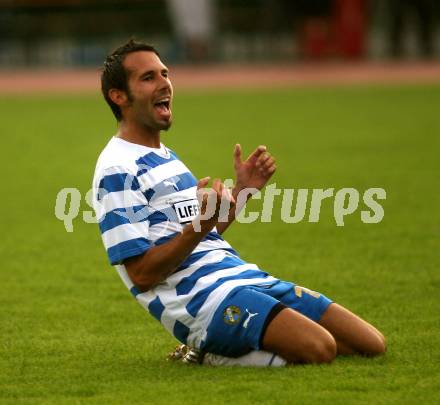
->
[1, 85, 439, 404]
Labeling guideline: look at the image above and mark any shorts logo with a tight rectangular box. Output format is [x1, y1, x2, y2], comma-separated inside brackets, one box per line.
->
[223, 305, 241, 325]
[294, 285, 321, 299]
[243, 309, 259, 329]
[173, 199, 200, 224]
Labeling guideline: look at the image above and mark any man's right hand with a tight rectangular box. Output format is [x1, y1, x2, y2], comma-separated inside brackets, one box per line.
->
[193, 177, 236, 234]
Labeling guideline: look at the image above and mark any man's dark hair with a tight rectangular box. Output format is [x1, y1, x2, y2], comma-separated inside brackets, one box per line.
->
[101, 39, 160, 121]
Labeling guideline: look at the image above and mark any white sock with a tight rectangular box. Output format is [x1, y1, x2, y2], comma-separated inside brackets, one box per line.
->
[203, 350, 286, 367]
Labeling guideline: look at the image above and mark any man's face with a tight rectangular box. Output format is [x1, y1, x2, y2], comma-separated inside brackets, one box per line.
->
[123, 51, 173, 131]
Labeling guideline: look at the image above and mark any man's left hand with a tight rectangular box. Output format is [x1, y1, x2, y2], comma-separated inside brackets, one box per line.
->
[233, 144, 276, 193]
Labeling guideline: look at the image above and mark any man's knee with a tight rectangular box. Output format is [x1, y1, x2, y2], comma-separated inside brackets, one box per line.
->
[319, 302, 387, 357]
[379, 332, 387, 353]
[299, 334, 337, 364]
[365, 332, 387, 356]
[263, 308, 337, 364]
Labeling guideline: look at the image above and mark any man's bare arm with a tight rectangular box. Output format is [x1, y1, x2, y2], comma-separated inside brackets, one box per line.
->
[124, 223, 210, 291]
[215, 185, 254, 235]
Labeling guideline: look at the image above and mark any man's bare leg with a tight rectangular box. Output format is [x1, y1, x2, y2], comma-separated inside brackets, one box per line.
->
[174, 304, 385, 366]
[262, 307, 337, 364]
[318, 303, 386, 356]
[261, 303, 385, 364]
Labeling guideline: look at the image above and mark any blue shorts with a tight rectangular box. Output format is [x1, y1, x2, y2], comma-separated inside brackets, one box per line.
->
[201, 280, 332, 357]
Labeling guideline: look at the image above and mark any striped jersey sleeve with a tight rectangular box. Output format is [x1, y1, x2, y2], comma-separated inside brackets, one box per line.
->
[94, 165, 152, 265]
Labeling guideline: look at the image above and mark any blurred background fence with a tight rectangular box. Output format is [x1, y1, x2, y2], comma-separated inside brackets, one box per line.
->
[1, 0, 439, 68]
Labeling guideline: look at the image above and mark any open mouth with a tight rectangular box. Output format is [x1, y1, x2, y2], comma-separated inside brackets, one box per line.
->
[154, 98, 171, 119]
[154, 99, 170, 109]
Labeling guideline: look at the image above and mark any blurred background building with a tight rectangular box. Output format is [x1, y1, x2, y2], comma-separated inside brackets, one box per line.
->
[0, 0, 439, 67]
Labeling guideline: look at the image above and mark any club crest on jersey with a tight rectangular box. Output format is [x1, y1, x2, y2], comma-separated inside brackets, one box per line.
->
[223, 305, 241, 325]
[173, 198, 200, 224]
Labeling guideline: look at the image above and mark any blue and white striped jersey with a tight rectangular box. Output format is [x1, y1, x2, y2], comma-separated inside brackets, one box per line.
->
[92, 137, 278, 348]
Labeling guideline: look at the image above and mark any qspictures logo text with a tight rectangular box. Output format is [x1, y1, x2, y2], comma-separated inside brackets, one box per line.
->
[54, 181, 386, 232]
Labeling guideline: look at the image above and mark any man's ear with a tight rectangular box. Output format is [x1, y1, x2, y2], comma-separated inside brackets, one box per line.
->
[108, 88, 129, 107]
